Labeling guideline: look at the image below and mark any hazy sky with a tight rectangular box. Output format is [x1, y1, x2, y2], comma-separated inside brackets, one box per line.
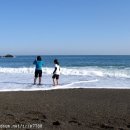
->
[0, 0, 130, 55]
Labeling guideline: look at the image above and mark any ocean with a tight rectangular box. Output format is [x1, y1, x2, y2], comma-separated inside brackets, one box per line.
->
[0, 55, 130, 91]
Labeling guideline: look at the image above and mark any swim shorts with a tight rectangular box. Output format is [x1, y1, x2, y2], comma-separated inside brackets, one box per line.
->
[52, 74, 59, 79]
[35, 70, 42, 77]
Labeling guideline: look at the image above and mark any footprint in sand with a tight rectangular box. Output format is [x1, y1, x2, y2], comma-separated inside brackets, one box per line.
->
[23, 111, 47, 122]
[118, 128, 125, 130]
[100, 124, 114, 129]
[5, 113, 15, 120]
[69, 118, 82, 126]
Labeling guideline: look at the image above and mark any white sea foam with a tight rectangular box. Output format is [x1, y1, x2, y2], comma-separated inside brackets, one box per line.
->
[0, 72, 130, 91]
[0, 67, 130, 78]
[0, 66, 130, 91]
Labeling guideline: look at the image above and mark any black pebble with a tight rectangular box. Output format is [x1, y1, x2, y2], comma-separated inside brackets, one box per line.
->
[53, 121, 60, 126]
[127, 125, 130, 128]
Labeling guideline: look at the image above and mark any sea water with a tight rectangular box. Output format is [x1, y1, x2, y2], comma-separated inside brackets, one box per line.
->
[0, 55, 130, 91]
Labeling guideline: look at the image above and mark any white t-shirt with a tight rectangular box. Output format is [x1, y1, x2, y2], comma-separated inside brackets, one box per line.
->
[55, 64, 60, 75]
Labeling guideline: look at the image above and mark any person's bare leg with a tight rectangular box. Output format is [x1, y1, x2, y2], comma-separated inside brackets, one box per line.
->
[53, 79, 55, 86]
[39, 77, 41, 85]
[56, 79, 59, 85]
[34, 77, 37, 85]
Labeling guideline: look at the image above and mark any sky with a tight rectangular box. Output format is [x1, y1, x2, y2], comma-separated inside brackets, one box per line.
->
[0, 0, 130, 55]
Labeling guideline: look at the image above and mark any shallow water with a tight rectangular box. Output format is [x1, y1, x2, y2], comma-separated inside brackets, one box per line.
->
[0, 55, 130, 91]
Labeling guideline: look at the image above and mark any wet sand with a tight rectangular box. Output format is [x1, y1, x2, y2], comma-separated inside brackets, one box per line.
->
[0, 89, 130, 130]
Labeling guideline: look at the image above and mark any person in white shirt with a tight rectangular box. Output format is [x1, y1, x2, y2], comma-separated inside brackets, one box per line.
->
[52, 59, 61, 86]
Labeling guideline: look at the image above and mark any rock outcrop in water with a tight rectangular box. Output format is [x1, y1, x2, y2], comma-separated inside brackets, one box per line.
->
[4, 54, 14, 58]
[0, 54, 15, 58]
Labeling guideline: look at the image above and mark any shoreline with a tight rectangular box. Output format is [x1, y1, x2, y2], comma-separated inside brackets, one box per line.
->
[0, 87, 130, 92]
[0, 88, 130, 130]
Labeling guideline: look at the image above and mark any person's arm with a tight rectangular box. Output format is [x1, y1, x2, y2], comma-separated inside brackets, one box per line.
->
[53, 67, 57, 74]
[33, 60, 36, 65]
[53, 64, 57, 74]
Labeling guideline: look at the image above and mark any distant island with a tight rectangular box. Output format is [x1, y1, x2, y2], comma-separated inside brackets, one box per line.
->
[0, 54, 15, 58]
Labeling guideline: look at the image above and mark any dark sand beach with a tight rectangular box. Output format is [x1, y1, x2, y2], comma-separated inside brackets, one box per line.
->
[0, 89, 130, 130]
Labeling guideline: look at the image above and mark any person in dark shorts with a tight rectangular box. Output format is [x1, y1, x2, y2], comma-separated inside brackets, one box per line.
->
[33, 56, 44, 85]
[52, 59, 61, 86]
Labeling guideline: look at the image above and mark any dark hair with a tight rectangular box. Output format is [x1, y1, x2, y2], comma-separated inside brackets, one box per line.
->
[37, 56, 42, 61]
[54, 59, 59, 65]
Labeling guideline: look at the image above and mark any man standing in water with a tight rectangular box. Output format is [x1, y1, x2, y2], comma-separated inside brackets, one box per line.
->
[33, 56, 44, 85]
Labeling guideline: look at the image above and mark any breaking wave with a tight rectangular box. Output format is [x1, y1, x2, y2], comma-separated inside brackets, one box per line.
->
[0, 67, 130, 78]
